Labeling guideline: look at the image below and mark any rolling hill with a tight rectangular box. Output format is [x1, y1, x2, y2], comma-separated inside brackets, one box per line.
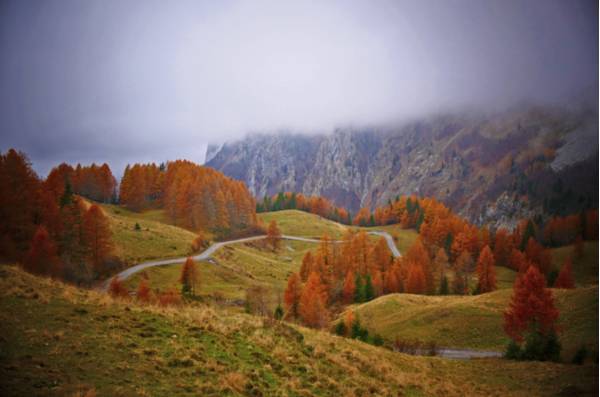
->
[1, 264, 597, 397]
[343, 286, 598, 360]
[96, 203, 197, 265]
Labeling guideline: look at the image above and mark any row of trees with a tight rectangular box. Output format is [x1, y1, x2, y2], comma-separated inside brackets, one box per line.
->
[0, 149, 115, 284]
[120, 160, 258, 236]
[46, 162, 117, 203]
[259, 192, 597, 259]
[256, 192, 351, 224]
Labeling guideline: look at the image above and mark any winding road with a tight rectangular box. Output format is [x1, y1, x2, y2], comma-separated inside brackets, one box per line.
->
[101, 231, 502, 360]
[102, 231, 400, 291]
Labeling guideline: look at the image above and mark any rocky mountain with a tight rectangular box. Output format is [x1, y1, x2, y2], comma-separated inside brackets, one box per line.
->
[206, 104, 598, 228]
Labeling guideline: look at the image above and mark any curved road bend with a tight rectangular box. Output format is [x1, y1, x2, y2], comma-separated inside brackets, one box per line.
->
[102, 231, 400, 290]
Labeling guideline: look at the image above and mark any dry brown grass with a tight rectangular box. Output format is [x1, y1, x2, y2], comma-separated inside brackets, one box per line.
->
[1, 264, 597, 397]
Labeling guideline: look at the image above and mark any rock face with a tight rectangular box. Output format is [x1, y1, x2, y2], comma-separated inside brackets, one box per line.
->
[207, 105, 598, 228]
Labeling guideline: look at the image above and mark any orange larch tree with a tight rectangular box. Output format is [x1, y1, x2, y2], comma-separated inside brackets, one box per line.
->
[283, 272, 303, 319]
[405, 263, 426, 294]
[476, 245, 497, 293]
[299, 272, 329, 328]
[137, 279, 152, 303]
[299, 251, 314, 282]
[0, 149, 41, 260]
[504, 265, 559, 343]
[554, 257, 575, 289]
[405, 239, 433, 293]
[23, 225, 61, 277]
[180, 257, 199, 296]
[82, 204, 113, 276]
[342, 270, 356, 303]
[266, 220, 282, 251]
[108, 276, 129, 298]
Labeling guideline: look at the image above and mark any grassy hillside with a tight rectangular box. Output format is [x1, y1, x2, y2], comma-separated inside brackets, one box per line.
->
[258, 210, 349, 238]
[551, 241, 599, 286]
[358, 224, 419, 254]
[345, 286, 598, 360]
[125, 240, 315, 305]
[258, 209, 418, 254]
[1, 265, 597, 396]
[98, 203, 198, 265]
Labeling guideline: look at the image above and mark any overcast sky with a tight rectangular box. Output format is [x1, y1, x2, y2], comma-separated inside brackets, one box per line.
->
[0, 0, 597, 177]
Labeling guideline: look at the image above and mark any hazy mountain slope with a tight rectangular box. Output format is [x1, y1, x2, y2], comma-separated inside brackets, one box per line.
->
[207, 105, 598, 228]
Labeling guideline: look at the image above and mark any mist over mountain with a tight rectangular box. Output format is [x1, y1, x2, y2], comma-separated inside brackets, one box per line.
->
[1, 0, 597, 176]
[207, 100, 598, 228]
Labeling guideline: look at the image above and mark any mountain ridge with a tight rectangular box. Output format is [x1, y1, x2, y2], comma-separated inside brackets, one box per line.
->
[207, 104, 598, 228]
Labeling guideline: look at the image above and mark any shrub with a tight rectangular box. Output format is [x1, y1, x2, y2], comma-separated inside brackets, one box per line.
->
[134, 222, 141, 231]
[371, 334, 384, 346]
[505, 340, 521, 359]
[158, 289, 182, 307]
[334, 321, 347, 336]
[191, 233, 209, 252]
[274, 305, 284, 320]
[572, 346, 588, 365]
[108, 277, 129, 298]
[426, 341, 438, 356]
[507, 331, 561, 362]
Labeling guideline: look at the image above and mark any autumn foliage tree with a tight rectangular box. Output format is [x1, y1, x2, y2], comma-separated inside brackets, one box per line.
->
[299, 272, 329, 328]
[23, 226, 61, 277]
[137, 279, 152, 303]
[180, 257, 199, 296]
[342, 271, 356, 303]
[299, 251, 314, 282]
[0, 149, 41, 260]
[266, 220, 282, 251]
[405, 263, 426, 294]
[82, 204, 113, 276]
[283, 272, 303, 319]
[476, 246, 497, 294]
[504, 266, 560, 360]
[553, 257, 575, 289]
[108, 277, 129, 298]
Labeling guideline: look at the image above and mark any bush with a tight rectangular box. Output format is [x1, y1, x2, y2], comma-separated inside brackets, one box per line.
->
[191, 233, 209, 252]
[334, 321, 347, 336]
[505, 340, 521, 359]
[546, 269, 559, 287]
[572, 346, 588, 365]
[134, 222, 141, 231]
[371, 334, 384, 346]
[158, 289, 182, 307]
[274, 305, 284, 320]
[426, 341, 438, 356]
[506, 331, 561, 362]
[108, 277, 129, 298]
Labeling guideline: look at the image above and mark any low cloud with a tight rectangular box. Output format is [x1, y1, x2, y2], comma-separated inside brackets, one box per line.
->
[0, 0, 597, 177]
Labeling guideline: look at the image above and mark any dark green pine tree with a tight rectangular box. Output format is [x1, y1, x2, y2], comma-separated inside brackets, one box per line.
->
[369, 214, 376, 227]
[262, 196, 272, 212]
[439, 275, 449, 295]
[364, 274, 374, 302]
[520, 220, 536, 250]
[60, 181, 74, 208]
[351, 318, 362, 339]
[415, 210, 425, 232]
[444, 233, 453, 257]
[354, 275, 365, 303]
